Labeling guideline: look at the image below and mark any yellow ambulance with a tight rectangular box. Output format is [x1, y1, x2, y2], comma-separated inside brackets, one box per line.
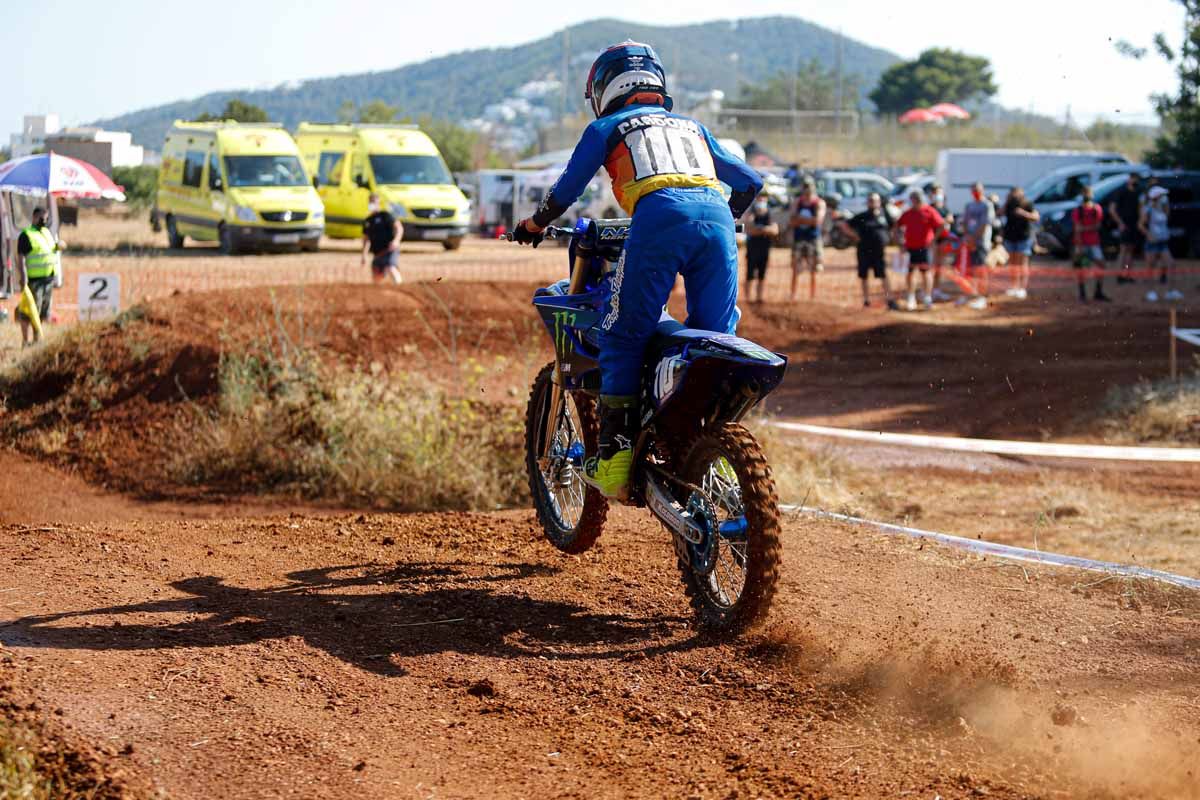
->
[153, 121, 324, 254]
[295, 123, 470, 250]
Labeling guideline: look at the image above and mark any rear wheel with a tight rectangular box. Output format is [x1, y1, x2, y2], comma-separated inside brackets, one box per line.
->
[442, 236, 463, 251]
[166, 216, 184, 249]
[675, 423, 781, 634]
[525, 362, 607, 553]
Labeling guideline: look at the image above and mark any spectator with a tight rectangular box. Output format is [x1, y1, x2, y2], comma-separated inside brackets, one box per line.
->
[361, 193, 403, 284]
[16, 206, 62, 346]
[896, 190, 947, 310]
[839, 192, 898, 310]
[960, 183, 995, 310]
[789, 177, 825, 301]
[1002, 187, 1038, 300]
[1108, 173, 1143, 284]
[1070, 186, 1112, 303]
[743, 191, 778, 304]
[928, 182, 955, 301]
[1140, 186, 1181, 301]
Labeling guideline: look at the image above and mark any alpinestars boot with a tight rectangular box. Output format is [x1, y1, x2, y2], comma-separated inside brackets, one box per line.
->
[586, 396, 637, 501]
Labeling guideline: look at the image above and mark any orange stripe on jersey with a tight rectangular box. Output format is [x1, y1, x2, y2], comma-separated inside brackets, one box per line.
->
[605, 142, 722, 215]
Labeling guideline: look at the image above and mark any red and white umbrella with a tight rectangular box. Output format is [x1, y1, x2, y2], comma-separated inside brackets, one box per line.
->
[0, 152, 126, 201]
[929, 103, 971, 120]
[898, 108, 940, 125]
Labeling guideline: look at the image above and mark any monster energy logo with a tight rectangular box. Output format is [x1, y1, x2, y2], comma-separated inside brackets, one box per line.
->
[552, 311, 577, 355]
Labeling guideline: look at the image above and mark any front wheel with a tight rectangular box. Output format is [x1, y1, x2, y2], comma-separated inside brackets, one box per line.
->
[442, 236, 463, 251]
[525, 362, 607, 554]
[676, 423, 782, 633]
[218, 225, 237, 256]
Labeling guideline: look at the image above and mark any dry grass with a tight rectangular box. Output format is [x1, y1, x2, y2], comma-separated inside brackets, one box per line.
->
[1098, 372, 1200, 445]
[171, 341, 527, 511]
[0, 717, 124, 800]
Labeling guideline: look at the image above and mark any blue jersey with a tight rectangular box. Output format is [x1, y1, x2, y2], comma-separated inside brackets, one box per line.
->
[531, 104, 762, 227]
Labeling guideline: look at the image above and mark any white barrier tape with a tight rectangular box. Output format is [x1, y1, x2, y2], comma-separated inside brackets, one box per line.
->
[782, 504, 1200, 591]
[773, 421, 1200, 463]
[1173, 327, 1200, 348]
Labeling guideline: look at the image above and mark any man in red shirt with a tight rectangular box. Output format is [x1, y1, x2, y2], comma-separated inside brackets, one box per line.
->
[896, 191, 947, 310]
[1070, 186, 1111, 303]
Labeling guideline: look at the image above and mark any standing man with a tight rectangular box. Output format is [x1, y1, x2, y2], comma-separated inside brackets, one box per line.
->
[361, 193, 402, 284]
[961, 183, 995, 309]
[1108, 173, 1143, 284]
[1001, 187, 1038, 299]
[839, 193, 897, 309]
[928, 182, 955, 301]
[743, 192, 778, 304]
[789, 177, 825, 301]
[16, 206, 62, 346]
[896, 191, 946, 310]
[1070, 186, 1112, 303]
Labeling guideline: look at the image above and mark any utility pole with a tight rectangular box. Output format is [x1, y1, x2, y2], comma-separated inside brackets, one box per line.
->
[834, 29, 844, 136]
[559, 28, 569, 148]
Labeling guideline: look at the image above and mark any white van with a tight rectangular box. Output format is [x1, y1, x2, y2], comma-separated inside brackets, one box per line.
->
[936, 149, 1128, 213]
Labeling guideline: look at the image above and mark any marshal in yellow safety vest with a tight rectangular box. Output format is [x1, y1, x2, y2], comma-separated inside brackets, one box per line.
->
[21, 225, 60, 280]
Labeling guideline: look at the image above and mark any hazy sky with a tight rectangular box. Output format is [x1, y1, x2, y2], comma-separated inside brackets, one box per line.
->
[4, 0, 1184, 138]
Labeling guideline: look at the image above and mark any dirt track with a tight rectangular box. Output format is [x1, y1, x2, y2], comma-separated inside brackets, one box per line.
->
[3, 227, 1200, 797]
[1, 452, 1199, 799]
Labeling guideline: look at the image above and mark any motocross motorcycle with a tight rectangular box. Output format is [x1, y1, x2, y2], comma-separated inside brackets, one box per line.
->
[511, 218, 788, 634]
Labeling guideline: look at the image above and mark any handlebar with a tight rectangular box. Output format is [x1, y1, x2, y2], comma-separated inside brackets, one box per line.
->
[502, 225, 575, 242]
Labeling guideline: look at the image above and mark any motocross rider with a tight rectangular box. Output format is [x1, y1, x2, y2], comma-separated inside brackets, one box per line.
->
[513, 41, 763, 501]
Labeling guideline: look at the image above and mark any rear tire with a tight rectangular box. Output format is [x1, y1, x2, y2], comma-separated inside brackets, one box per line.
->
[166, 216, 184, 249]
[442, 236, 463, 251]
[525, 362, 607, 554]
[675, 423, 781, 634]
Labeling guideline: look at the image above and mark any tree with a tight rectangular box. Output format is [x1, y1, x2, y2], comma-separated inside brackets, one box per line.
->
[194, 99, 270, 123]
[357, 100, 400, 124]
[735, 60, 859, 111]
[1117, 0, 1200, 168]
[111, 165, 158, 208]
[869, 49, 997, 114]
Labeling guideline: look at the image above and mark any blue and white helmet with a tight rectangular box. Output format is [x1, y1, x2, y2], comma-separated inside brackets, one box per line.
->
[585, 41, 673, 118]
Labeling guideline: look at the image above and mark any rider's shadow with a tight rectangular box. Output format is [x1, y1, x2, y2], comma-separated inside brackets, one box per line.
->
[5, 560, 694, 676]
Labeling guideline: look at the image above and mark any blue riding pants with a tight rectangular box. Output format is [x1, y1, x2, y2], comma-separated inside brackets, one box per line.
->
[599, 187, 739, 398]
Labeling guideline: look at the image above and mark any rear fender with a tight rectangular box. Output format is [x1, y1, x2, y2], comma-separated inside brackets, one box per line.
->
[643, 335, 787, 430]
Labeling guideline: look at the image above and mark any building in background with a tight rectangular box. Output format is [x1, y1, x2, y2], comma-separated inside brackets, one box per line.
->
[45, 128, 144, 174]
[10, 113, 61, 158]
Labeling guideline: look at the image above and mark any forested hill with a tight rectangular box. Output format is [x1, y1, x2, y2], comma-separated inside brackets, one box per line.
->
[94, 16, 900, 148]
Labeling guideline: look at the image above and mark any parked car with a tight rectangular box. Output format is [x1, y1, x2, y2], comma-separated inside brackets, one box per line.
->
[1038, 170, 1200, 258]
[811, 170, 895, 217]
[1028, 162, 1150, 209]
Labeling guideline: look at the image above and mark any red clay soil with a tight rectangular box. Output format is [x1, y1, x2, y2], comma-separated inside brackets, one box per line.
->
[0, 454, 1198, 799]
[2, 285, 1199, 798]
[738, 298, 1196, 440]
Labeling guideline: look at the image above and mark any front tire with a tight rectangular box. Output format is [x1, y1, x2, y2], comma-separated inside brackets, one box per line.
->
[442, 236, 463, 251]
[676, 423, 782, 634]
[218, 224, 237, 256]
[525, 362, 607, 554]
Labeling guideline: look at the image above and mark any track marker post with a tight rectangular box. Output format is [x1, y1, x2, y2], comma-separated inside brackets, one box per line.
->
[1170, 307, 1178, 383]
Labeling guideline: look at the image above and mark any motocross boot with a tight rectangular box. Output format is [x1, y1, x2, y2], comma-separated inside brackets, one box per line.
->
[586, 395, 637, 501]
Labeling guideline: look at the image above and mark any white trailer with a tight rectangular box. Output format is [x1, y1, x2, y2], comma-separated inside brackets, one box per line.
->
[936, 148, 1128, 213]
